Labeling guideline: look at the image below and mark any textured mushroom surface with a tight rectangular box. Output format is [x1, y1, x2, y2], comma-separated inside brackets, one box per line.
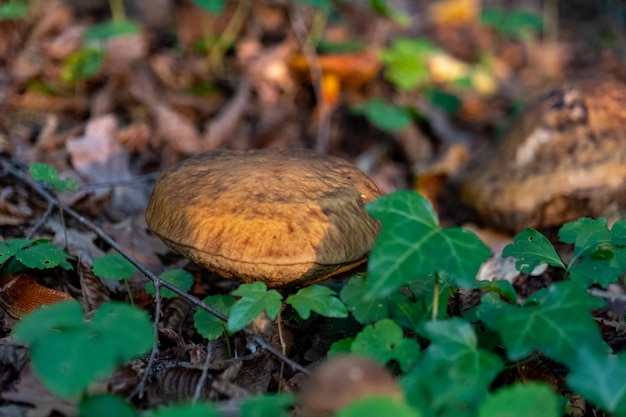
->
[145, 148, 381, 287]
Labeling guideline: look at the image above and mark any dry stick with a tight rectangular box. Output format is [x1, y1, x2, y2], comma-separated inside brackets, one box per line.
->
[288, 4, 330, 154]
[0, 158, 311, 378]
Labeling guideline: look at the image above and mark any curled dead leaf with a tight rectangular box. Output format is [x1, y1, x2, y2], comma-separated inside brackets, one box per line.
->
[0, 272, 74, 319]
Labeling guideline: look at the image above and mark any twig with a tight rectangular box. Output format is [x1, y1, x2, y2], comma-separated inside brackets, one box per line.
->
[194, 339, 214, 402]
[77, 173, 159, 191]
[0, 157, 311, 379]
[288, 3, 330, 154]
[26, 202, 54, 240]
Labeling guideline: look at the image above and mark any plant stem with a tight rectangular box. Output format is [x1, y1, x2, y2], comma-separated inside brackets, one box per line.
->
[208, 0, 251, 73]
[108, 0, 126, 22]
[432, 272, 440, 321]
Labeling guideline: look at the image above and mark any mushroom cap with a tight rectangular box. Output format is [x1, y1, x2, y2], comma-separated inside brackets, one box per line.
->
[145, 148, 381, 288]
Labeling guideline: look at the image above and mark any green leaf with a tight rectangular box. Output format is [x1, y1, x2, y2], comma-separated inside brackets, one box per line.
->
[610, 220, 626, 246]
[14, 241, 73, 270]
[194, 294, 234, 340]
[558, 218, 612, 254]
[328, 337, 354, 356]
[145, 269, 193, 299]
[62, 49, 104, 84]
[380, 38, 437, 91]
[403, 319, 503, 417]
[425, 89, 462, 115]
[83, 20, 139, 42]
[286, 285, 347, 320]
[0, 2, 27, 20]
[478, 383, 561, 417]
[369, 0, 411, 27]
[93, 253, 137, 280]
[502, 227, 565, 273]
[239, 393, 295, 417]
[149, 403, 221, 417]
[341, 276, 392, 324]
[567, 347, 626, 415]
[15, 301, 152, 398]
[365, 191, 490, 298]
[353, 99, 412, 132]
[335, 397, 421, 417]
[227, 282, 283, 333]
[351, 319, 420, 371]
[476, 281, 608, 365]
[79, 394, 136, 417]
[480, 8, 543, 41]
[190, 0, 227, 14]
[29, 163, 78, 192]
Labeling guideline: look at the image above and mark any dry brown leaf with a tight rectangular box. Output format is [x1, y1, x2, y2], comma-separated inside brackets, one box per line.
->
[102, 215, 167, 275]
[44, 24, 86, 60]
[66, 114, 149, 219]
[103, 32, 149, 75]
[0, 273, 74, 319]
[0, 185, 33, 226]
[78, 259, 110, 314]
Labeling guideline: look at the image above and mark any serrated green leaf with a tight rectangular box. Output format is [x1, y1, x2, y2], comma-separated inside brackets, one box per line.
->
[351, 319, 420, 370]
[228, 282, 283, 333]
[568, 252, 622, 287]
[403, 319, 503, 417]
[145, 269, 193, 299]
[239, 393, 295, 417]
[328, 337, 354, 357]
[365, 191, 490, 298]
[476, 281, 608, 365]
[286, 285, 347, 320]
[567, 347, 626, 415]
[79, 394, 136, 417]
[502, 228, 565, 273]
[478, 383, 561, 417]
[353, 99, 412, 132]
[93, 253, 137, 280]
[15, 301, 152, 398]
[16, 242, 73, 270]
[149, 403, 221, 417]
[194, 294, 234, 340]
[335, 397, 422, 417]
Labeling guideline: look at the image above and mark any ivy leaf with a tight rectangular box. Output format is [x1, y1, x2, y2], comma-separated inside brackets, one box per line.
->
[476, 281, 608, 365]
[502, 228, 565, 273]
[403, 319, 503, 417]
[148, 403, 221, 417]
[567, 347, 626, 416]
[335, 397, 422, 417]
[285, 285, 347, 320]
[145, 269, 193, 299]
[558, 218, 612, 255]
[239, 393, 295, 417]
[93, 253, 137, 280]
[340, 276, 392, 324]
[351, 319, 420, 372]
[228, 282, 283, 333]
[478, 383, 562, 417]
[15, 301, 152, 398]
[194, 294, 235, 340]
[365, 191, 490, 298]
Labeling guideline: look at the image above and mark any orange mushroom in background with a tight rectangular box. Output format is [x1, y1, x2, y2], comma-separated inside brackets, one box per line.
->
[288, 50, 381, 114]
[145, 148, 381, 288]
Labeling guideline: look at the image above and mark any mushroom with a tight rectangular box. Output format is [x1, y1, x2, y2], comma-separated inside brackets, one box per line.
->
[145, 148, 381, 288]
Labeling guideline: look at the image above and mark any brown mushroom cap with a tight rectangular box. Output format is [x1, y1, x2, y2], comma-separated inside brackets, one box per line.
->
[145, 148, 381, 288]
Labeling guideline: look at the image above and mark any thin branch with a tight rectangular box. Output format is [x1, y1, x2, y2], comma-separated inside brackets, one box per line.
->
[0, 157, 311, 377]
